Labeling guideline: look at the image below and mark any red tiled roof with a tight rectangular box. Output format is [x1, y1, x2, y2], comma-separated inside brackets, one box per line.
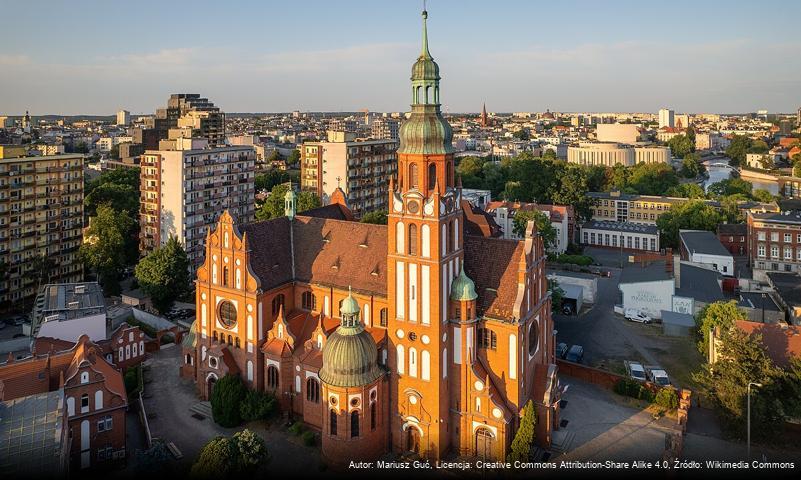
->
[464, 236, 525, 320]
[461, 200, 502, 238]
[736, 320, 801, 368]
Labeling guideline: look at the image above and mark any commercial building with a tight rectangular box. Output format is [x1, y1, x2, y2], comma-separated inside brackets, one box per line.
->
[580, 220, 660, 252]
[748, 210, 801, 278]
[618, 262, 674, 319]
[31, 282, 106, 343]
[139, 139, 255, 267]
[567, 142, 669, 167]
[182, 10, 559, 464]
[658, 108, 675, 129]
[588, 190, 778, 225]
[679, 230, 734, 276]
[0, 153, 84, 308]
[300, 130, 398, 218]
[695, 132, 729, 151]
[486, 201, 574, 253]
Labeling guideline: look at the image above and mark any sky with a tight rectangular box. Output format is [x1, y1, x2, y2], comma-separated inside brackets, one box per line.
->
[1, 0, 800, 115]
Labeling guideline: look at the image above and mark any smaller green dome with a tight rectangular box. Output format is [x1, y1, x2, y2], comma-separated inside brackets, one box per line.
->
[340, 288, 360, 316]
[450, 267, 477, 301]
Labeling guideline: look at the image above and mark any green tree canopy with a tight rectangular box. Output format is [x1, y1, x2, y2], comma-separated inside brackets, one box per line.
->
[667, 134, 694, 158]
[666, 183, 706, 199]
[255, 184, 321, 221]
[707, 178, 753, 198]
[80, 204, 135, 295]
[508, 400, 537, 463]
[680, 153, 705, 179]
[287, 149, 301, 167]
[512, 209, 557, 250]
[724, 135, 752, 166]
[626, 162, 679, 196]
[210, 374, 248, 428]
[134, 236, 191, 313]
[656, 199, 723, 249]
[694, 300, 748, 356]
[254, 169, 291, 192]
[190, 436, 239, 479]
[84, 182, 138, 216]
[360, 210, 388, 225]
[752, 189, 775, 203]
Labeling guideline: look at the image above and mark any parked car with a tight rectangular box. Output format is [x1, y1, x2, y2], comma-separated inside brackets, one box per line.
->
[624, 360, 647, 382]
[624, 309, 651, 324]
[645, 366, 671, 386]
[565, 345, 584, 363]
[556, 342, 568, 359]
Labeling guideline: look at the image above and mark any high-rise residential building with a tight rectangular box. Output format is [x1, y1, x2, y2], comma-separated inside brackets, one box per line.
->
[135, 94, 226, 152]
[797, 106, 801, 126]
[300, 130, 397, 217]
[658, 108, 675, 129]
[139, 138, 255, 267]
[371, 117, 400, 141]
[116, 109, 130, 126]
[0, 153, 84, 307]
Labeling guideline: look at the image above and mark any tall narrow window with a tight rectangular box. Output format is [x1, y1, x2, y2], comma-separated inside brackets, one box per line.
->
[306, 378, 320, 403]
[371, 402, 377, 430]
[447, 222, 454, 253]
[409, 163, 419, 189]
[267, 365, 279, 389]
[380, 308, 388, 327]
[302, 291, 317, 311]
[222, 266, 229, 287]
[351, 411, 360, 438]
[272, 294, 285, 315]
[428, 163, 437, 190]
[330, 410, 338, 436]
[408, 224, 418, 256]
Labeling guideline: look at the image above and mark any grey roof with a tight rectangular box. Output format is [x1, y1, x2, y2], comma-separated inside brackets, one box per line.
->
[560, 284, 584, 301]
[0, 391, 66, 476]
[766, 272, 801, 305]
[582, 220, 658, 235]
[619, 262, 672, 284]
[750, 210, 801, 225]
[675, 263, 724, 304]
[680, 230, 732, 257]
[738, 292, 782, 313]
[31, 282, 106, 336]
[661, 310, 696, 327]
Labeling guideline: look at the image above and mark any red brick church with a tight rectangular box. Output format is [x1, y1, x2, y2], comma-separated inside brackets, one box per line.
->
[182, 9, 559, 466]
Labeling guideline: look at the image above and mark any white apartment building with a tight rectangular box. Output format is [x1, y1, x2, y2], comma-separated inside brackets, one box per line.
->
[486, 201, 572, 253]
[659, 108, 675, 128]
[596, 123, 642, 144]
[116, 110, 130, 126]
[139, 138, 255, 267]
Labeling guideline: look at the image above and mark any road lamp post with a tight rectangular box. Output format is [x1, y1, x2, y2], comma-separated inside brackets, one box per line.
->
[747, 382, 762, 460]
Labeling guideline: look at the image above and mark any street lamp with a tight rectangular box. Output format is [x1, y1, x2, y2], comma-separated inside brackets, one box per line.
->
[747, 382, 763, 460]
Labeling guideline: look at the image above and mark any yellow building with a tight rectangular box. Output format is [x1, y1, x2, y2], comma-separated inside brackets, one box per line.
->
[0, 154, 84, 307]
[0, 145, 28, 159]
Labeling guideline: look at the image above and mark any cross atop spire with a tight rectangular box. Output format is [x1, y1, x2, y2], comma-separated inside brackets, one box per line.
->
[421, 7, 431, 59]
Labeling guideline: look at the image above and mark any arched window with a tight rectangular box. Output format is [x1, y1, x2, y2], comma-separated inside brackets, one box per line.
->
[409, 163, 419, 189]
[227, 334, 233, 345]
[218, 301, 237, 329]
[379, 308, 388, 327]
[421, 350, 431, 381]
[371, 402, 377, 430]
[302, 291, 317, 311]
[330, 410, 338, 436]
[267, 365, 279, 389]
[409, 347, 418, 378]
[396, 222, 405, 254]
[528, 320, 539, 356]
[235, 337, 240, 349]
[428, 163, 437, 190]
[351, 411, 360, 438]
[272, 294, 284, 315]
[408, 224, 418, 256]
[447, 221, 454, 252]
[306, 378, 320, 403]
[222, 266, 229, 287]
[396, 345, 405, 375]
[212, 331, 218, 341]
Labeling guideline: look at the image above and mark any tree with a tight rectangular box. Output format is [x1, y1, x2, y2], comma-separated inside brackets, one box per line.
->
[360, 210, 388, 225]
[254, 169, 290, 192]
[456, 156, 485, 178]
[666, 183, 706, 199]
[80, 204, 135, 295]
[656, 200, 723, 249]
[627, 162, 679, 196]
[508, 400, 537, 463]
[694, 300, 748, 356]
[548, 279, 565, 311]
[190, 436, 239, 479]
[286, 149, 301, 167]
[707, 178, 753, 198]
[680, 153, 704, 179]
[693, 328, 785, 439]
[667, 134, 694, 159]
[84, 182, 139, 216]
[255, 184, 320, 221]
[752, 189, 775, 203]
[549, 164, 594, 221]
[725, 135, 752, 166]
[210, 374, 247, 428]
[134, 236, 191, 313]
[231, 429, 269, 472]
[135, 440, 173, 475]
[31, 254, 57, 293]
[793, 160, 801, 178]
[512, 210, 557, 250]
[239, 390, 276, 422]
[512, 128, 530, 141]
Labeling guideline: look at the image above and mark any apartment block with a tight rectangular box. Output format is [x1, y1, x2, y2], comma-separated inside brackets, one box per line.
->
[300, 130, 397, 218]
[0, 153, 84, 307]
[139, 139, 255, 267]
[748, 210, 801, 277]
[371, 117, 400, 141]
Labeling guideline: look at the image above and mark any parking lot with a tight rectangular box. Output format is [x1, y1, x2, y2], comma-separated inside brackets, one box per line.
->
[553, 265, 703, 389]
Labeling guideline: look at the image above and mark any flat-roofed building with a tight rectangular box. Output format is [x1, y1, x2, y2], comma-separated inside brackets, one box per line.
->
[748, 210, 801, 279]
[139, 139, 255, 267]
[567, 142, 635, 167]
[581, 220, 660, 252]
[0, 153, 84, 308]
[634, 145, 671, 164]
[31, 282, 106, 342]
[300, 130, 397, 218]
[596, 123, 642, 144]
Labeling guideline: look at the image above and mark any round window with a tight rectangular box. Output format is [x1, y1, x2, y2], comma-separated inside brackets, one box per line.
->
[350, 397, 360, 408]
[218, 301, 237, 329]
[528, 320, 539, 356]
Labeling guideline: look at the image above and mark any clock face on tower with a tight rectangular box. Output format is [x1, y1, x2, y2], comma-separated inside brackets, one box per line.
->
[407, 200, 420, 214]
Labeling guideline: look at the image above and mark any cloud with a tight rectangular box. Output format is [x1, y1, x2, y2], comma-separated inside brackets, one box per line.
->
[0, 54, 31, 66]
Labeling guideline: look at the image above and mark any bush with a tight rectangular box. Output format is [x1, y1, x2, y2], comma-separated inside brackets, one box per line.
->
[232, 429, 269, 472]
[655, 388, 679, 410]
[124, 366, 142, 396]
[555, 254, 593, 266]
[288, 421, 304, 436]
[190, 436, 238, 479]
[507, 400, 537, 463]
[614, 378, 654, 402]
[301, 430, 316, 446]
[240, 390, 276, 422]
[210, 375, 247, 428]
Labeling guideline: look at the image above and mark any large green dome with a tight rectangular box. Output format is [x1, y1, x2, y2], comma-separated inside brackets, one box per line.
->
[319, 291, 384, 388]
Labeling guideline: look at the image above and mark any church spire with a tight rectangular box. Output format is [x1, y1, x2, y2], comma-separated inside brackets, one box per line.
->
[421, 8, 431, 59]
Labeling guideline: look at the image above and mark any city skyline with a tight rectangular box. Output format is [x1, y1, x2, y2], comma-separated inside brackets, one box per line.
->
[2, 0, 801, 115]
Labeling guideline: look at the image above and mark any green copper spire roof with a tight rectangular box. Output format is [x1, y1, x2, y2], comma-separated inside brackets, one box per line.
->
[399, 8, 454, 155]
[319, 288, 384, 387]
[450, 264, 478, 301]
